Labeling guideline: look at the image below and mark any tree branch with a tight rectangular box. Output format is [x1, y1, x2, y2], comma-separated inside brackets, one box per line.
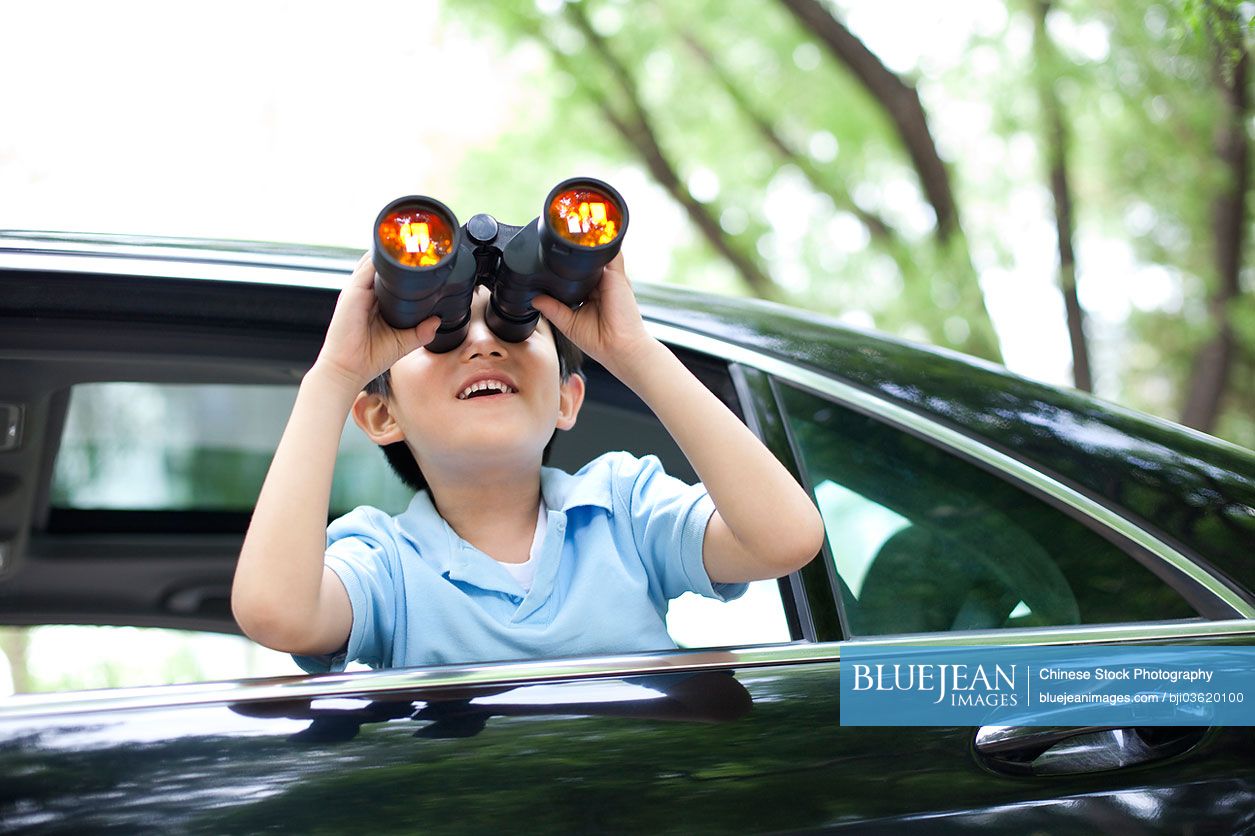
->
[1032, 0, 1093, 392]
[775, 0, 1002, 361]
[1181, 26, 1248, 431]
[674, 24, 903, 250]
[777, 0, 961, 242]
[558, 4, 783, 301]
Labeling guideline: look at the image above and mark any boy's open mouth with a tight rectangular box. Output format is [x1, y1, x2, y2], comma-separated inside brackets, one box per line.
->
[456, 377, 519, 400]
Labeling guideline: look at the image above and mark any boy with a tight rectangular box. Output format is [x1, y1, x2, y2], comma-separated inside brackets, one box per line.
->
[231, 249, 825, 671]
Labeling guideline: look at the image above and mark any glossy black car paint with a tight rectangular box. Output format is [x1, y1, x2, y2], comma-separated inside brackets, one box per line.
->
[0, 234, 1253, 833]
[2, 641, 1254, 833]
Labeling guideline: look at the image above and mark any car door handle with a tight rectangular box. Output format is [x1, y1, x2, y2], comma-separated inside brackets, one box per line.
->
[975, 725, 1209, 776]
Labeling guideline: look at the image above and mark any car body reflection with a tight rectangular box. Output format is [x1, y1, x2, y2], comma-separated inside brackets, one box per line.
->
[230, 671, 753, 743]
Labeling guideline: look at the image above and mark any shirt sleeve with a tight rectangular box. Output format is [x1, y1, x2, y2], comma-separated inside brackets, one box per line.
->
[292, 507, 398, 674]
[616, 453, 748, 604]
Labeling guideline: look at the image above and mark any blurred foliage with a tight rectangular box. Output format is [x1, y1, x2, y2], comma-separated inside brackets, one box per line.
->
[1060, 0, 1253, 445]
[436, 0, 1254, 449]
[1180, 0, 1254, 79]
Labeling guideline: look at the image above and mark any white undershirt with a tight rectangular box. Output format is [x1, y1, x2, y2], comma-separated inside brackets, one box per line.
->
[499, 500, 546, 593]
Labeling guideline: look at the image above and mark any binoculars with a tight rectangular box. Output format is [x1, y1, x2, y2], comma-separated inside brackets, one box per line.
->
[372, 177, 628, 353]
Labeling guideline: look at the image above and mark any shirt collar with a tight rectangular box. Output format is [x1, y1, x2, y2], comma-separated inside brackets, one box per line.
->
[394, 490, 455, 573]
[393, 466, 611, 594]
[394, 491, 517, 595]
[540, 463, 614, 513]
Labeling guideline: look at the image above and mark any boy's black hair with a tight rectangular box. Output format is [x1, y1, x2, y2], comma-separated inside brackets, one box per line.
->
[363, 326, 585, 493]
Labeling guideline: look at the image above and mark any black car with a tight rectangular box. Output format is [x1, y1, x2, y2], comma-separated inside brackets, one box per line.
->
[0, 231, 1252, 833]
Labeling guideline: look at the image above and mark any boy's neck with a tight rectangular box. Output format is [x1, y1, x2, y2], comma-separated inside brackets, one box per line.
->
[426, 466, 544, 565]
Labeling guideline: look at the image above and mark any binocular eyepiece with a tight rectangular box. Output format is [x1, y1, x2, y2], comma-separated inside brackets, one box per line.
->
[372, 177, 628, 353]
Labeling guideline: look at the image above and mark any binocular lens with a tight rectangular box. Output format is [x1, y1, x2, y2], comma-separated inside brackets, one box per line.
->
[377, 203, 457, 268]
[547, 187, 624, 248]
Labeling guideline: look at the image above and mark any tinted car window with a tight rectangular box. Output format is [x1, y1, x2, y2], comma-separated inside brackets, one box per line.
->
[777, 383, 1198, 635]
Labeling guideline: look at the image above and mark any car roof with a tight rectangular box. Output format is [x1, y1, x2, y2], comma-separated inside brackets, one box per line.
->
[2, 230, 1251, 597]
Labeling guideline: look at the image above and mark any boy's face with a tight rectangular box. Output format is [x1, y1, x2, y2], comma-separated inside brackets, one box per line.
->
[356, 286, 584, 476]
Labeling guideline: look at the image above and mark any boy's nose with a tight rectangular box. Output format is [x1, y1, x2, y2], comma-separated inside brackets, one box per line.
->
[459, 306, 508, 360]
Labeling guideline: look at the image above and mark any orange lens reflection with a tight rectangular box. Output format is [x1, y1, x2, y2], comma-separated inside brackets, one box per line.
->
[377, 207, 456, 267]
[547, 188, 622, 248]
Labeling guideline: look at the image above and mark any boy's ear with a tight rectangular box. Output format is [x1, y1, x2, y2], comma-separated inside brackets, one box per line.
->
[555, 373, 585, 431]
[352, 391, 406, 445]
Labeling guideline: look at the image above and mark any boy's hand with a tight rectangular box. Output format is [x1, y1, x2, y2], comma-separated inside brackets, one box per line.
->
[531, 253, 656, 378]
[314, 251, 441, 390]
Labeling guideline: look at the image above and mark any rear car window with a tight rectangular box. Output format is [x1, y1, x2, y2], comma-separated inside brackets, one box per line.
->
[777, 383, 1200, 636]
[0, 625, 309, 694]
[51, 382, 414, 516]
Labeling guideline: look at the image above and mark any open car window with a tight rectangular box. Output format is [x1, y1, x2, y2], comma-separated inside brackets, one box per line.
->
[16, 370, 793, 692]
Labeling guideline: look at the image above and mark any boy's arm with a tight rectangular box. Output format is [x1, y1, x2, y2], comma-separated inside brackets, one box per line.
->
[533, 257, 825, 584]
[231, 369, 358, 655]
[231, 253, 439, 655]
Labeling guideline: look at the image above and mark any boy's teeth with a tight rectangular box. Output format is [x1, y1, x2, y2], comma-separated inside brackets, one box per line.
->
[458, 380, 516, 399]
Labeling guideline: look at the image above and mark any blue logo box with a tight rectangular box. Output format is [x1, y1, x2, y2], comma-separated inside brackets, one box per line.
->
[839, 645, 1255, 726]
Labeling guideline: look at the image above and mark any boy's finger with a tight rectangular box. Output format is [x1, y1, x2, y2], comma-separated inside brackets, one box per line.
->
[392, 316, 441, 359]
[415, 315, 442, 347]
[600, 253, 631, 289]
[602, 251, 626, 279]
[532, 295, 573, 333]
[349, 250, 376, 290]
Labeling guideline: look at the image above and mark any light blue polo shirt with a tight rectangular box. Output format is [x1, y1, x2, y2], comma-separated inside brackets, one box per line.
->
[294, 451, 746, 673]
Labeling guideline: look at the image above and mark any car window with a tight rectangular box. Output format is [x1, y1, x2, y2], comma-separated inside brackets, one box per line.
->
[776, 382, 1199, 636]
[51, 382, 415, 516]
[44, 380, 792, 671]
[0, 625, 318, 695]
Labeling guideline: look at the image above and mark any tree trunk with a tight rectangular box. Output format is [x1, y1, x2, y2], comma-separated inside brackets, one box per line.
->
[777, 0, 960, 242]
[1181, 39, 1248, 431]
[0, 628, 33, 694]
[1032, 0, 1093, 392]
[777, 0, 1003, 362]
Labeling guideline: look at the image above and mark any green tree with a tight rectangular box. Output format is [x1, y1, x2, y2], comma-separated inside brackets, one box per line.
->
[445, 0, 1252, 447]
[449, 0, 1005, 361]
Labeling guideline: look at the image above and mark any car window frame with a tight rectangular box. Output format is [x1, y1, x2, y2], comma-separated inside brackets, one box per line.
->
[729, 364, 841, 643]
[0, 305, 1252, 714]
